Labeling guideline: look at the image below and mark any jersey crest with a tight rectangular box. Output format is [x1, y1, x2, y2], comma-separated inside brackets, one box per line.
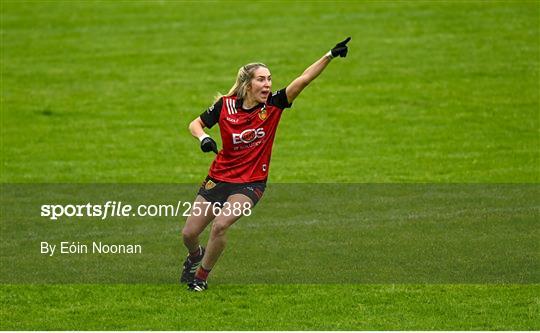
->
[258, 105, 268, 120]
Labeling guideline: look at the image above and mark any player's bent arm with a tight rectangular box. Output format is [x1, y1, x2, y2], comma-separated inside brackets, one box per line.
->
[285, 55, 331, 104]
[189, 117, 219, 154]
[188, 117, 207, 139]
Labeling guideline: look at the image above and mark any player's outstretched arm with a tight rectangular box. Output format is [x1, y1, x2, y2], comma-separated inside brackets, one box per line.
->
[285, 37, 351, 104]
[189, 117, 218, 154]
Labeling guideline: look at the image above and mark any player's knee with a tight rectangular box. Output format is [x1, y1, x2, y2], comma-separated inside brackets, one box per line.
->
[182, 227, 197, 242]
[211, 220, 229, 237]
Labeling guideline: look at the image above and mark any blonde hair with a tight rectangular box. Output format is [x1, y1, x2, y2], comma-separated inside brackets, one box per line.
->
[214, 63, 268, 102]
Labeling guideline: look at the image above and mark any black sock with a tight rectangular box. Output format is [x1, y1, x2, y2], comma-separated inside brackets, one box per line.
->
[189, 245, 202, 258]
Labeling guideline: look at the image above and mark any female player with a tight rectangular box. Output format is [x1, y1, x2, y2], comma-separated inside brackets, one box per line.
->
[182, 37, 351, 291]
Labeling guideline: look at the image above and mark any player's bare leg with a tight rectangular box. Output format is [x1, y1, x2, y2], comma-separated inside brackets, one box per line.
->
[203, 194, 253, 269]
[188, 194, 253, 291]
[180, 195, 215, 283]
[182, 195, 215, 252]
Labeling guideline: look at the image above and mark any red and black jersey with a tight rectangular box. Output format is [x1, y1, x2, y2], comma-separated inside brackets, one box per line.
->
[199, 88, 292, 183]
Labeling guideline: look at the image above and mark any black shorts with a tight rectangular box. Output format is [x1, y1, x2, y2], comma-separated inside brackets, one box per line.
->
[197, 176, 266, 206]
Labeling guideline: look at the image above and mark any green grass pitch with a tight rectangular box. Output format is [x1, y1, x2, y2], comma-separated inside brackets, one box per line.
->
[1, 0, 539, 330]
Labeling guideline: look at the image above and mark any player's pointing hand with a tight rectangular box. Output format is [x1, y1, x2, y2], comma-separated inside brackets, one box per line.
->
[330, 37, 351, 58]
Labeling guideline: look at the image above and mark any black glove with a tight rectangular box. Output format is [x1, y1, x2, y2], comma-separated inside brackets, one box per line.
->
[200, 137, 218, 154]
[330, 37, 351, 58]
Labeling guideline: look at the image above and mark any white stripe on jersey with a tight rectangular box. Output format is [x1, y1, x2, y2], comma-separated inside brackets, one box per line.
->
[231, 99, 236, 114]
[226, 98, 236, 115]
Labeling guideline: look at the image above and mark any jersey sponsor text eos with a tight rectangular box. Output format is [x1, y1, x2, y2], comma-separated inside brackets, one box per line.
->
[232, 127, 265, 144]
